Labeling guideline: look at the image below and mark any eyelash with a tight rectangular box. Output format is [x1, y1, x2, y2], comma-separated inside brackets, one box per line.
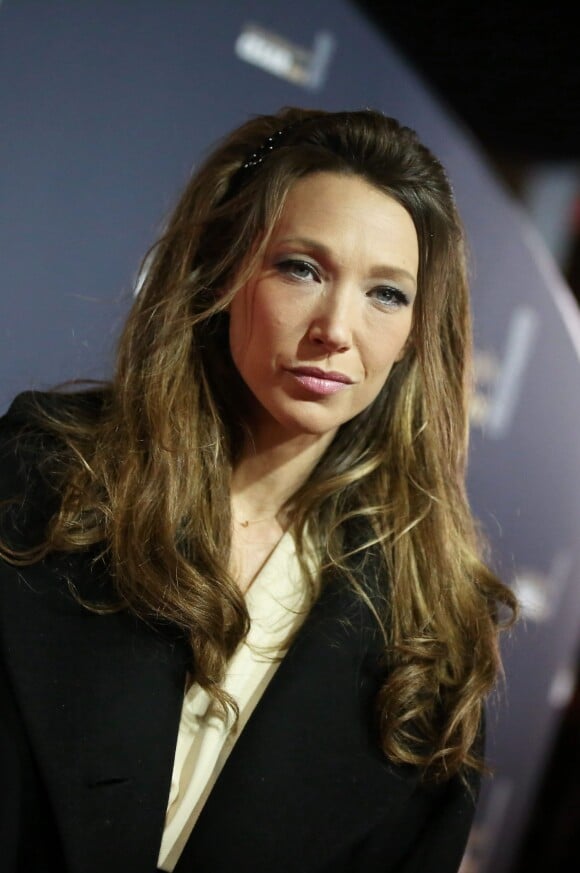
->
[276, 258, 320, 282]
[369, 286, 410, 308]
[275, 258, 410, 309]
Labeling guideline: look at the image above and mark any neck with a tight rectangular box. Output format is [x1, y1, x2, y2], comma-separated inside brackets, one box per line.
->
[231, 427, 335, 525]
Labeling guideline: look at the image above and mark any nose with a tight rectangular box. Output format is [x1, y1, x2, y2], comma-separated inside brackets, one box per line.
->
[307, 287, 354, 353]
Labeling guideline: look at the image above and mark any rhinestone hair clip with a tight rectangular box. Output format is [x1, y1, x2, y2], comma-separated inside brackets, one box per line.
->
[240, 126, 291, 172]
[226, 119, 314, 198]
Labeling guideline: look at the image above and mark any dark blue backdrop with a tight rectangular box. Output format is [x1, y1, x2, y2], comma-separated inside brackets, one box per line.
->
[2, 2, 580, 870]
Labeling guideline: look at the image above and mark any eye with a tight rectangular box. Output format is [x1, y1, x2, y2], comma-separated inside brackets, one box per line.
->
[368, 285, 411, 309]
[275, 258, 321, 282]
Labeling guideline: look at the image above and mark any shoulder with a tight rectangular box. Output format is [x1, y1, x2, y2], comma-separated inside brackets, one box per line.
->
[339, 516, 391, 638]
[1, 387, 107, 435]
[0, 387, 107, 468]
[0, 388, 108, 547]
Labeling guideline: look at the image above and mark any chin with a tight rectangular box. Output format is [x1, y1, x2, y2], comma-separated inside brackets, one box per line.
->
[275, 412, 345, 441]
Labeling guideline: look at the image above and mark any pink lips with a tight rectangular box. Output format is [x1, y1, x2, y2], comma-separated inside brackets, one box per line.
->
[286, 367, 354, 396]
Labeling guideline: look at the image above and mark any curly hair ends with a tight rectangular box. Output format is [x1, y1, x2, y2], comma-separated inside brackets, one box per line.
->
[1, 107, 518, 780]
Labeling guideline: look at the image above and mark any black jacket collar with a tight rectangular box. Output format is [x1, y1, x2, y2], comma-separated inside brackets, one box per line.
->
[0, 546, 421, 873]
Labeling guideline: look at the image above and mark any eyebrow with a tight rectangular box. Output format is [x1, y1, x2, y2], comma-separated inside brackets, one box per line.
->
[275, 236, 418, 289]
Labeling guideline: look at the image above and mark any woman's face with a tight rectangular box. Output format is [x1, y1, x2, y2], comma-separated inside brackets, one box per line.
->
[228, 171, 418, 449]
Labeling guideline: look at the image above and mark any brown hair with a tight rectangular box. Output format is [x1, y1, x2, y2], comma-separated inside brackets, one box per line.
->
[2, 107, 517, 780]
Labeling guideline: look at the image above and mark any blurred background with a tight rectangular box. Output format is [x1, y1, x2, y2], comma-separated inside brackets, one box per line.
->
[356, 1, 580, 306]
[1, 2, 579, 871]
[355, 5, 580, 869]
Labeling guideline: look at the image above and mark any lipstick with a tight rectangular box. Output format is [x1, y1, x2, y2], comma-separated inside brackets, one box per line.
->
[286, 367, 353, 396]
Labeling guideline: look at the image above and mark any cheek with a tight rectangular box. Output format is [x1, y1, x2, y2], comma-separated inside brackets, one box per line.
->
[228, 315, 246, 366]
[367, 321, 413, 376]
[252, 297, 303, 349]
[393, 322, 413, 364]
[228, 296, 284, 373]
[228, 290, 261, 362]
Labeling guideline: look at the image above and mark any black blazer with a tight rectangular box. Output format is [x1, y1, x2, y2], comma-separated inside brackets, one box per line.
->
[0, 393, 479, 873]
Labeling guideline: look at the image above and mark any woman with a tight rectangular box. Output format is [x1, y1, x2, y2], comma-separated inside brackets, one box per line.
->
[0, 107, 516, 873]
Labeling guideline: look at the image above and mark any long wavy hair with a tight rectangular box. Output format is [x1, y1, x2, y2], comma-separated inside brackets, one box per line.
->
[2, 107, 517, 781]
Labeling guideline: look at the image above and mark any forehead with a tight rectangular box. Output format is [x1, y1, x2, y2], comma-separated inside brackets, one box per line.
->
[268, 171, 419, 283]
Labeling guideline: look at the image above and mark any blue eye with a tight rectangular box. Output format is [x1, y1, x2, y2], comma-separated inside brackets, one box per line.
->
[276, 259, 320, 282]
[369, 286, 410, 308]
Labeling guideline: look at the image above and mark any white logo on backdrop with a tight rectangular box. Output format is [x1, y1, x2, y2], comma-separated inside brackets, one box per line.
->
[512, 549, 575, 623]
[471, 306, 539, 438]
[235, 23, 335, 90]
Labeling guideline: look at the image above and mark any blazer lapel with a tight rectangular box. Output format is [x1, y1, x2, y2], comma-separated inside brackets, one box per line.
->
[178, 574, 420, 873]
[0, 552, 189, 873]
[2, 542, 419, 873]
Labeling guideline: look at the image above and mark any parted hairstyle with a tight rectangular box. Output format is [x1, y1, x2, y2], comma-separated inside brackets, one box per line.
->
[2, 107, 517, 781]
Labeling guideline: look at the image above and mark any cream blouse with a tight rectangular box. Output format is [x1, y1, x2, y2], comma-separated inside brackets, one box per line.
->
[157, 531, 313, 872]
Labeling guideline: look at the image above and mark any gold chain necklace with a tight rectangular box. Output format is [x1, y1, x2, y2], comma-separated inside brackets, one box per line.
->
[234, 508, 288, 528]
[235, 515, 278, 528]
